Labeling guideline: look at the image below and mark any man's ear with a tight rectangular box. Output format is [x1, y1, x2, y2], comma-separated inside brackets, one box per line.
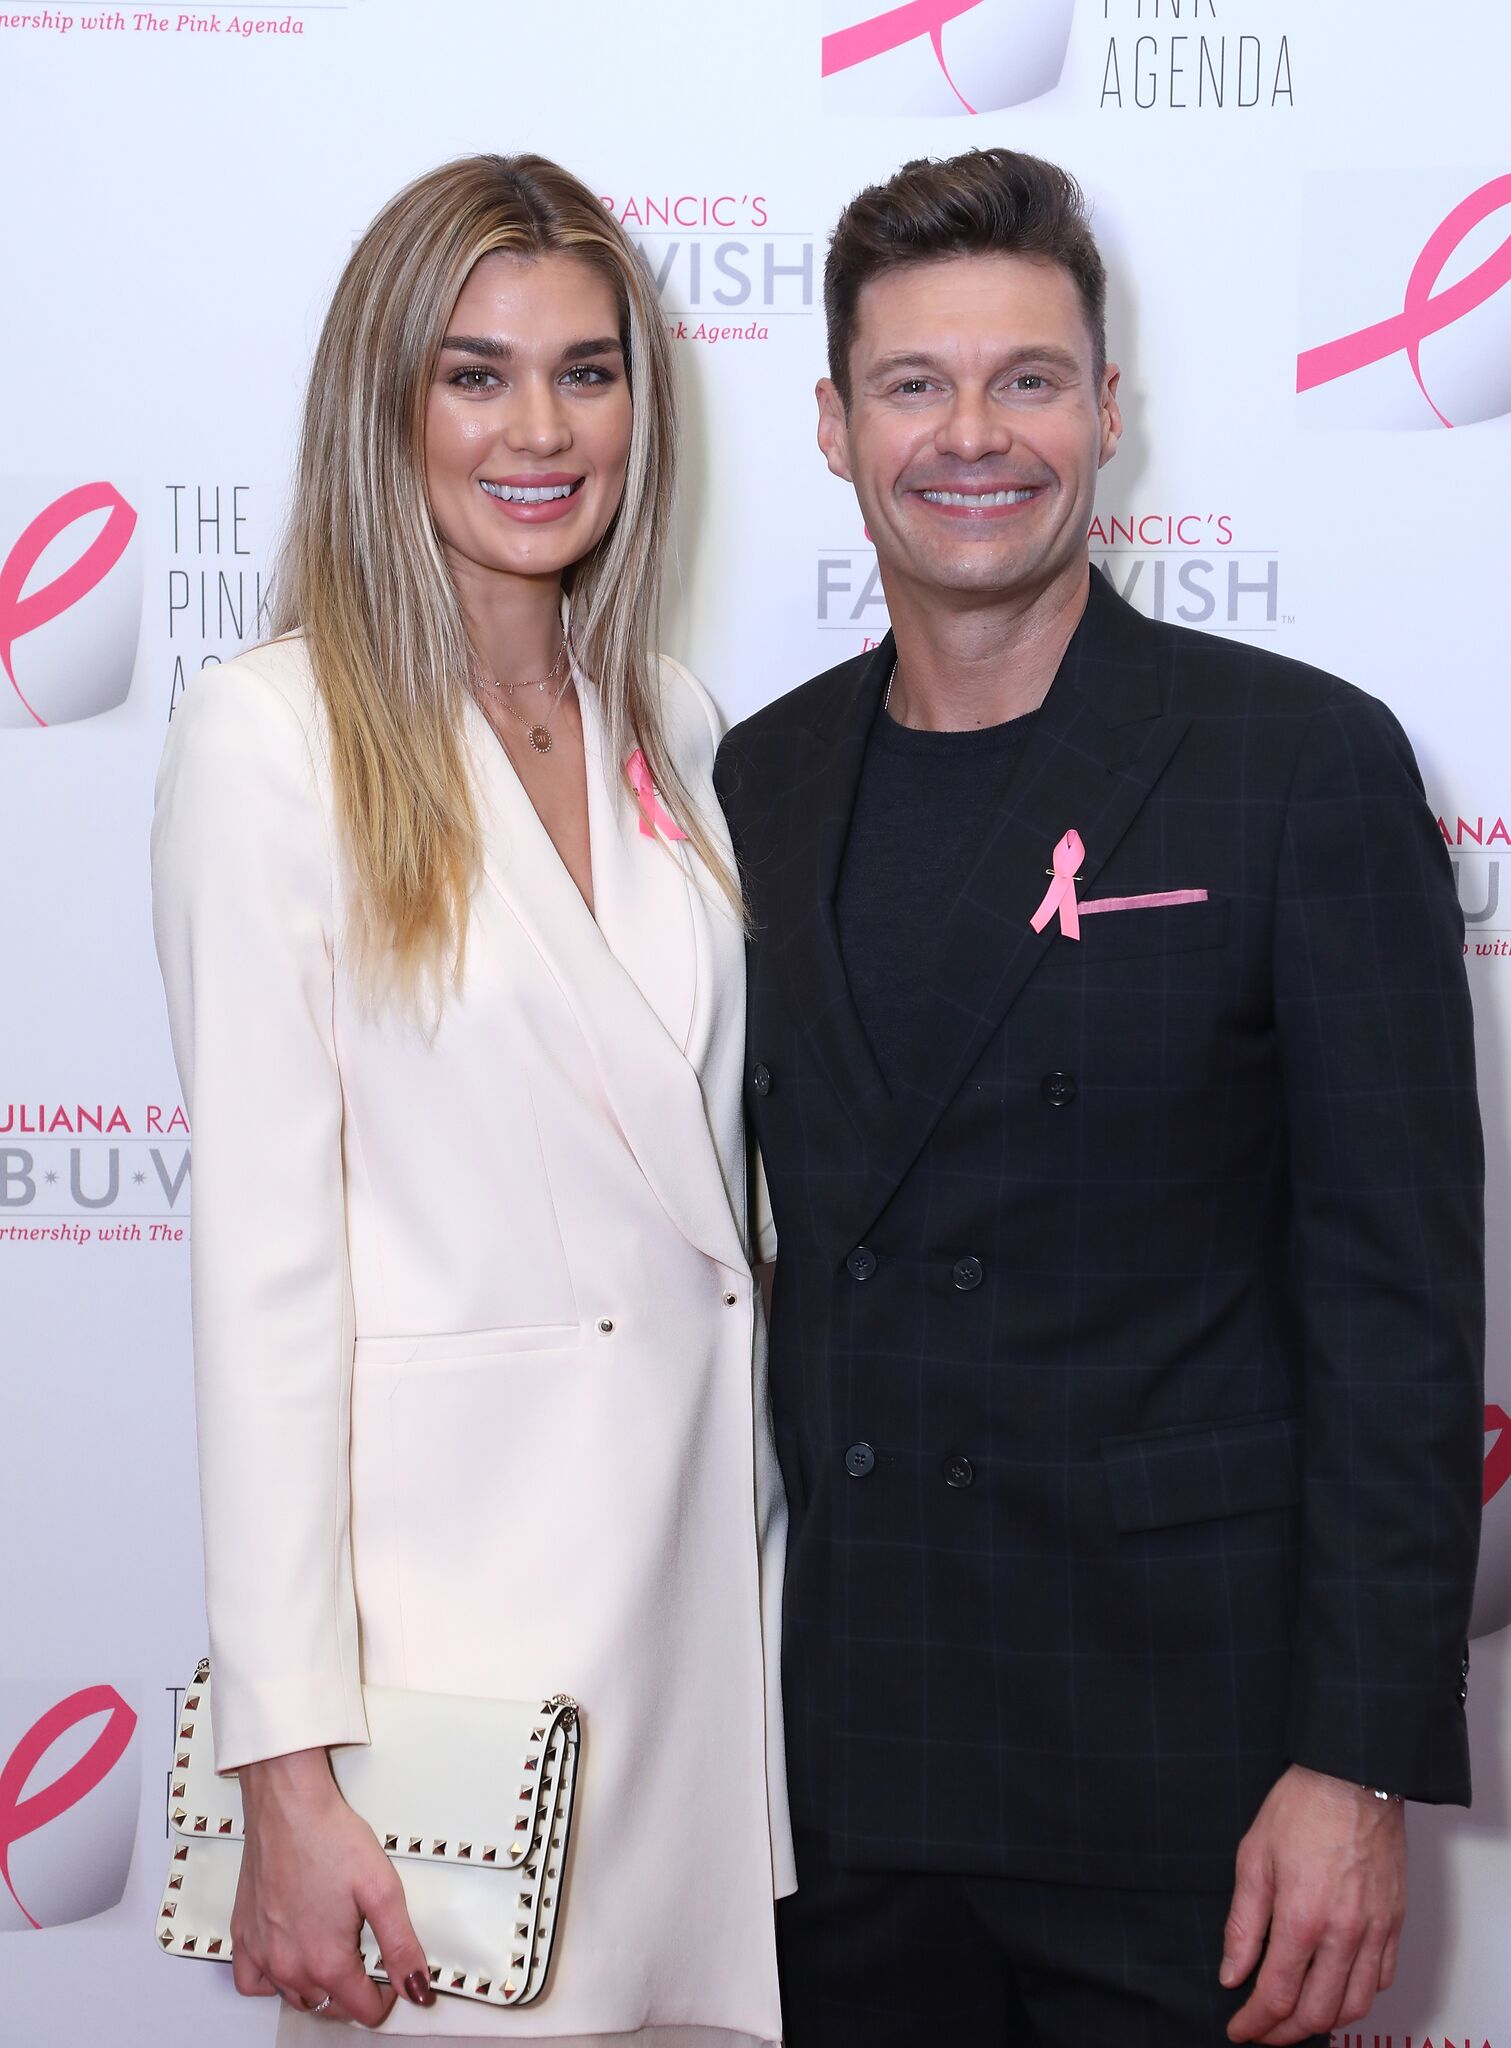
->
[816, 377, 854, 483]
[1097, 363, 1123, 471]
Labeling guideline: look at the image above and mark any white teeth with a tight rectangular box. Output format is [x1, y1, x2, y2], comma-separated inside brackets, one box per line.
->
[920, 487, 1037, 507]
[481, 480, 579, 503]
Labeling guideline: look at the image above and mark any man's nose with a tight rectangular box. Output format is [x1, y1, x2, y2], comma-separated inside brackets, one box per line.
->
[934, 389, 1012, 464]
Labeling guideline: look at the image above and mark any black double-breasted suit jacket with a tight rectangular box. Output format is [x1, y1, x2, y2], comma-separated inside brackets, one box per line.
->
[715, 569, 1484, 1892]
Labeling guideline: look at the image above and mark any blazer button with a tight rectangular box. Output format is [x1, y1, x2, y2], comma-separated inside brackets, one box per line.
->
[846, 1245, 878, 1281]
[751, 1063, 772, 1096]
[845, 1442, 877, 1478]
[952, 1255, 984, 1291]
[943, 1454, 975, 1488]
[1040, 1071, 1077, 1108]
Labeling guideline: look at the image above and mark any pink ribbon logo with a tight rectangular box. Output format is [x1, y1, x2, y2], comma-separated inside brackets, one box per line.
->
[1296, 175, 1511, 429]
[1030, 828, 1085, 941]
[1485, 1404, 1511, 1507]
[0, 1685, 137, 1929]
[822, 0, 986, 113]
[0, 482, 138, 727]
[627, 749, 689, 842]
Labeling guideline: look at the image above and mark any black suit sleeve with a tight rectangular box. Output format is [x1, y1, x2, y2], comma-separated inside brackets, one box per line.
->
[1274, 688, 1483, 1803]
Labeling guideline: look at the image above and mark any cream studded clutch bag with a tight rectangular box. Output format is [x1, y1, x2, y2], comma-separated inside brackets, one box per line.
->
[157, 1660, 580, 2007]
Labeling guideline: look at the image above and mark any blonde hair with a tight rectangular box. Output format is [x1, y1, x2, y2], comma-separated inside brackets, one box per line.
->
[274, 152, 740, 992]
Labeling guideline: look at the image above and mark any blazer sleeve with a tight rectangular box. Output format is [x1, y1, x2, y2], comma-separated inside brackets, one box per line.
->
[151, 659, 368, 1772]
[1274, 686, 1484, 1803]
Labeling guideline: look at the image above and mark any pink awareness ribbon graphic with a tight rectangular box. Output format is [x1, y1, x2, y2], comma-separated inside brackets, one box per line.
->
[0, 482, 137, 727]
[0, 1684, 137, 1928]
[1296, 175, 1511, 429]
[627, 749, 689, 842]
[821, 0, 986, 114]
[1030, 828, 1085, 941]
[1485, 1404, 1511, 1506]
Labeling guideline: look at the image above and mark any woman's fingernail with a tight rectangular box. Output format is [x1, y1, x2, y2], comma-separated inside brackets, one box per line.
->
[404, 1969, 436, 2007]
[1219, 1957, 1237, 1987]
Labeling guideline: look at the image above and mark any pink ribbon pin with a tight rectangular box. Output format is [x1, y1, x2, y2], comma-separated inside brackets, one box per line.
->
[1030, 829, 1085, 941]
[627, 749, 688, 842]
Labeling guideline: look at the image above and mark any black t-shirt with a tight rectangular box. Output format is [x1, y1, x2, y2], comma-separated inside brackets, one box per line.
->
[835, 698, 1038, 1089]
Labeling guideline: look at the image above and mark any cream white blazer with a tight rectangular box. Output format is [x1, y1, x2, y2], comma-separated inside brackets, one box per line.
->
[151, 636, 793, 2042]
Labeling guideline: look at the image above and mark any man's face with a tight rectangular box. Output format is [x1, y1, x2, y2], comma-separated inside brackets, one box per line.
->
[817, 253, 1120, 609]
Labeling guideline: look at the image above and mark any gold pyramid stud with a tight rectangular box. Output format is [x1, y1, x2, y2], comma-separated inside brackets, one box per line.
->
[428, 1965, 441, 1984]
[457, 1842, 471, 1858]
[176, 1752, 190, 1769]
[512, 1954, 525, 1971]
[476, 1981, 491, 1998]
[482, 1846, 497, 1863]
[207, 1939, 222, 1955]
[450, 1972, 466, 1991]
[431, 1840, 445, 1856]
[408, 1838, 422, 1854]
[168, 1875, 182, 1891]
[218, 1818, 233, 1834]
[162, 1903, 176, 1919]
[193, 1817, 207, 1832]
[183, 1938, 197, 1954]
[503, 1981, 519, 2000]
[173, 1845, 188, 1861]
[171, 1783, 186, 1800]
[159, 1932, 173, 1948]
[383, 1834, 398, 1851]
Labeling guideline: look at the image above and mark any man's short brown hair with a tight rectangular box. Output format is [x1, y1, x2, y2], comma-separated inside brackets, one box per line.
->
[824, 148, 1107, 406]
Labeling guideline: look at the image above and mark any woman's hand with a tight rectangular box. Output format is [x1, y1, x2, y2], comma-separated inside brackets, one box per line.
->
[231, 1747, 436, 2024]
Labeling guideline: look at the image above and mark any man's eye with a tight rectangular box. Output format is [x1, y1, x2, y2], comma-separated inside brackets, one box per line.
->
[1013, 373, 1047, 391]
[897, 378, 932, 396]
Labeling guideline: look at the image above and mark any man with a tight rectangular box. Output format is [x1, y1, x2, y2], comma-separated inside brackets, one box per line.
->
[715, 149, 1483, 2048]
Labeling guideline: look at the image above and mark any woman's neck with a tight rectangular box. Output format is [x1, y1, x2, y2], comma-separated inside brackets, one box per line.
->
[452, 559, 567, 687]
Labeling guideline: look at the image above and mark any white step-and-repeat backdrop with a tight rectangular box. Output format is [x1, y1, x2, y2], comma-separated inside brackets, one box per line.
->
[1, 2, 1508, 2043]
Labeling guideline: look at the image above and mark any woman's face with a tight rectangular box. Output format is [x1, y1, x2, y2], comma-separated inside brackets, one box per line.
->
[424, 249, 633, 598]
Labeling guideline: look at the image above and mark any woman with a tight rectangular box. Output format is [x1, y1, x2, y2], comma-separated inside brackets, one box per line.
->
[152, 153, 793, 2044]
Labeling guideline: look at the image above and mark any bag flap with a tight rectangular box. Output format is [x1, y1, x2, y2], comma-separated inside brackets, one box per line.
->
[169, 1663, 577, 1870]
[334, 1687, 576, 1869]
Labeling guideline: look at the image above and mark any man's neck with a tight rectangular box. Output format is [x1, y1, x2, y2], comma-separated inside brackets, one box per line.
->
[884, 559, 1091, 732]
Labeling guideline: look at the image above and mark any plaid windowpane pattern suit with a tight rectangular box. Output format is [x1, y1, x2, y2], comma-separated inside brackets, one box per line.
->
[714, 571, 1484, 1905]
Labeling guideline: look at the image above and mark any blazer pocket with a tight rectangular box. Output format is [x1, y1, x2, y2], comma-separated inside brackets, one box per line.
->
[354, 1323, 581, 1372]
[1101, 1409, 1300, 1534]
[1076, 894, 1229, 961]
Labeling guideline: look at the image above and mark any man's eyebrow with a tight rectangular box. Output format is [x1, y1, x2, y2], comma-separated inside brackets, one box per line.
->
[436, 334, 625, 363]
[864, 343, 1086, 379]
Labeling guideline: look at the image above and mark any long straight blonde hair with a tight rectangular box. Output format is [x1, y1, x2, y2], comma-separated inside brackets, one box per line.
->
[275, 152, 740, 992]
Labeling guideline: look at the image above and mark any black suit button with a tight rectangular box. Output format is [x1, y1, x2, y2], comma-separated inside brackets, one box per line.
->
[943, 1454, 975, 1489]
[751, 1063, 772, 1097]
[951, 1256, 984, 1291]
[845, 1442, 877, 1479]
[1040, 1071, 1077, 1108]
[846, 1245, 878, 1281]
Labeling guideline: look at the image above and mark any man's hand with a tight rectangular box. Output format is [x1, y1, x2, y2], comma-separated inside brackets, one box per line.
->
[1222, 1763, 1406, 2045]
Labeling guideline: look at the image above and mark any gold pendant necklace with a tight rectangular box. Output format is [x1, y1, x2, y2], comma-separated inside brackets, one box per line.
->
[481, 640, 573, 756]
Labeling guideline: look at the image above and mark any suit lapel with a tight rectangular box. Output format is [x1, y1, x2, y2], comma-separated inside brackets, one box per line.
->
[768, 638, 894, 1140]
[465, 688, 745, 1276]
[848, 572, 1192, 1247]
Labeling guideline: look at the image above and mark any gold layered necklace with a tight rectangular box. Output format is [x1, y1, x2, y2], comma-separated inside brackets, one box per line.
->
[480, 639, 573, 756]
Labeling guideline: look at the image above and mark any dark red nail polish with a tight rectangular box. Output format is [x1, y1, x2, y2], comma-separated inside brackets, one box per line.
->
[403, 1969, 436, 2007]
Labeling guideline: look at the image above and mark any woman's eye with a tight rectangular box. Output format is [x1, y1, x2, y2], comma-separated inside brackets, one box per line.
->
[450, 366, 497, 391]
[563, 364, 612, 387]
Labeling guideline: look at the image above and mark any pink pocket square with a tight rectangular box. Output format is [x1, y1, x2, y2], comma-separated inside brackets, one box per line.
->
[1078, 889, 1209, 916]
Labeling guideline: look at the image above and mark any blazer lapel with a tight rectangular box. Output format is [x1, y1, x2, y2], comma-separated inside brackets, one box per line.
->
[768, 637, 893, 1141]
[465, 690, 746, 1277]
[848, 572, 1193, 1249]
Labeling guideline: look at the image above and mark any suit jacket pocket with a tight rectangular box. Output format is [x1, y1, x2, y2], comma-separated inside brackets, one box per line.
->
[1101, 1409, 1300, 1533]
[1076, 894, 1229, 962]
